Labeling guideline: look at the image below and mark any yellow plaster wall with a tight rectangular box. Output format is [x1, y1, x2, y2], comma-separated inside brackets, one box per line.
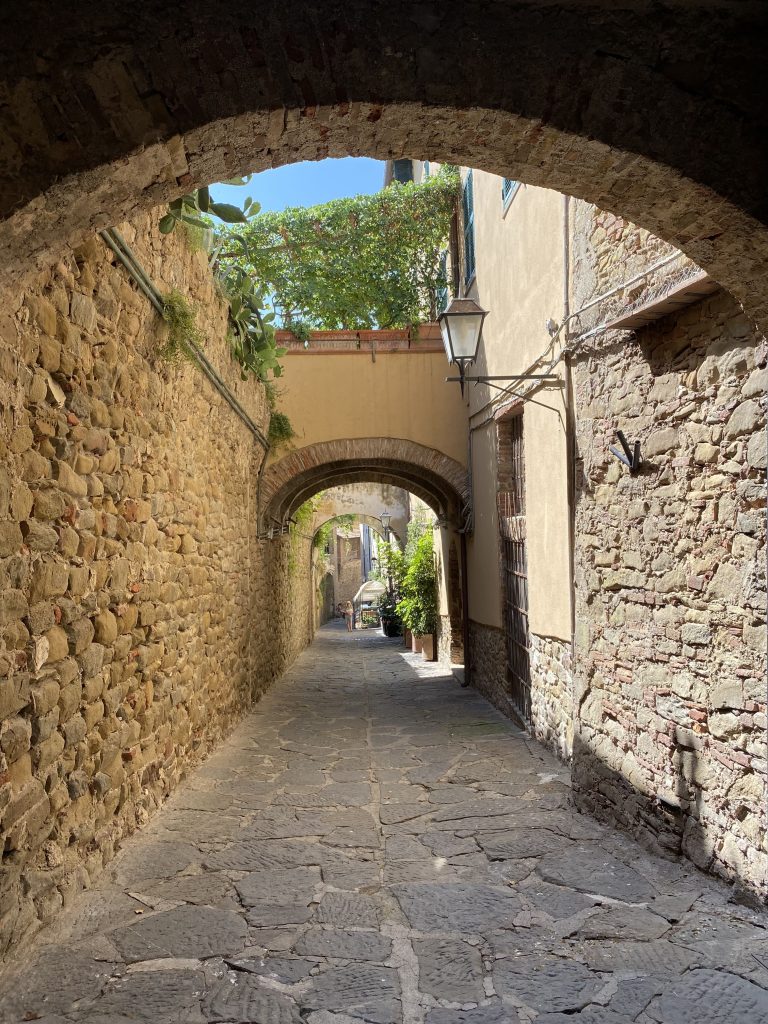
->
[272, 351, 467, 467]
[464, 173, 572, 642]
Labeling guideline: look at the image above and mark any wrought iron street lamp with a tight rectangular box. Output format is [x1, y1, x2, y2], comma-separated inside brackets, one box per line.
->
[440, 297, 561, 398]
[437, 297, 488, 395]
[379, 512, 394, 599]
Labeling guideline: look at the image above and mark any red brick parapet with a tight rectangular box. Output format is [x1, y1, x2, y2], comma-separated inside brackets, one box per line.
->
[278, 324, 443, 354]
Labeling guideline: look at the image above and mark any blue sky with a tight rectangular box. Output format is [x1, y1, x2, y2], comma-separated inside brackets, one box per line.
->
[209, 157, 385, 215]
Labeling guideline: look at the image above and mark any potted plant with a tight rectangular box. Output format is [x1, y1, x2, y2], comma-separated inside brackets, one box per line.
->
[396, 532, 437, 661]
[379, 593, 403, 637]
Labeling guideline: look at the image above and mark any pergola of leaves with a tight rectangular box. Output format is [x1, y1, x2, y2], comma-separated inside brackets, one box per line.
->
[219, 168, 458, 334]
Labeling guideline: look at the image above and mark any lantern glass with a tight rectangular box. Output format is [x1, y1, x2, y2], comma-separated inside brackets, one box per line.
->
[437, 297, 487, 365]
[380, 511, 391, 531]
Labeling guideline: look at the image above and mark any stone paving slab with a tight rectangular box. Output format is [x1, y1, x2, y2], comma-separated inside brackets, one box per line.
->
[0, 623, 767, 1024]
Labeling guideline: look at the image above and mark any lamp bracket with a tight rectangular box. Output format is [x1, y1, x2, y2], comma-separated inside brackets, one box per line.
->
[445, 373, 561, 383]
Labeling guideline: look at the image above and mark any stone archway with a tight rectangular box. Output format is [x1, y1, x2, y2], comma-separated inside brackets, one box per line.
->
[2, 4, 768, 329]
[259, 438, 469, 533]
[313, 514, 401, 548]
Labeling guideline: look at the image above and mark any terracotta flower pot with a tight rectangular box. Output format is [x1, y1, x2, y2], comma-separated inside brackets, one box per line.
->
[411, 633, 423, 654]
[403, 628, 412, 647]
[420, 634, 435, 661]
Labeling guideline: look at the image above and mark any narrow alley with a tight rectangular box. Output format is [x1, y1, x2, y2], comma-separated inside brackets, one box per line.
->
[1, 625, 766, 1024]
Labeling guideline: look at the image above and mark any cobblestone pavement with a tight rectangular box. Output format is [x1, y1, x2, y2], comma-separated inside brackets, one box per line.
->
[2, 624, 768, 1024]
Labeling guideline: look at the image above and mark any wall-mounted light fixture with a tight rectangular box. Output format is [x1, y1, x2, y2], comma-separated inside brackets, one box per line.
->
[438, 297, 488, 395]
[440, 298, 561, 397]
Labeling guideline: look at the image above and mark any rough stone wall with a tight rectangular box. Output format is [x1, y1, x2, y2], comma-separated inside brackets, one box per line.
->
[0, 213, 311, 957]
[437, 614, 452, 666]
[468, 621, 509, 718]
[529, 634, 573, 761]
[258, 532, 314, 682]
[570, 204, 768, 896]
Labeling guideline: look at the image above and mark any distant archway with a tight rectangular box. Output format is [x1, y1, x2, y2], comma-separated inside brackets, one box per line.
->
[312, 514, 401, 549]
[259, 438, 468, 534]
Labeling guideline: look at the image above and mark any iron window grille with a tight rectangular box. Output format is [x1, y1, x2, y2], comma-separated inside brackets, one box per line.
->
[497, 414, 531, 722]
[502, 178, 521, 211]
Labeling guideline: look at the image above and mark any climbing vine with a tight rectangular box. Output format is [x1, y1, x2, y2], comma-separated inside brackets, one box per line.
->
[215, 166, 459, 334]
[159, 180, 286, 383]
[159, 290, 202, 363]
[268, 411, 296, 448]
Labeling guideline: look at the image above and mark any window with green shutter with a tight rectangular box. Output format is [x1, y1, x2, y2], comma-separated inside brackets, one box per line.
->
[462, 170, 476, 285]
[436, 250, 449, 313]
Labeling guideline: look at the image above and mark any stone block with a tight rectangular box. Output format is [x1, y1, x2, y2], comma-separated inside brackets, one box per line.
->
[58, 682, 82, 723]
[38, 335, 61, 372]
[70, 292, 97, 332]
[29, 559, 69, 602]
[79, 643, 105, 679]
[55, 461, 87, 497]
[746, 430, 767, 469]
[0, 675, 31, 719]
[22, 520, 58, 551]
[93, 610, 118, 644]
[32, 488, 68, 521]
[0, 589, 28, 625]
[0, 717, 32, 763]
[680, 623, 711, 646]
[35, 730, 65, 770]
[66, 617, 94, 655]
[709, 678, 743, 710]
[26, 295, 57, 335]
[44, 626, 70, 663]
[69, 566, 90, 597]
[725, 399, 762, 438]
[708, 562, 743, 601]
[63, 715, 87, 748]
[9, 423, 33, 454]
[694, 442, 720, 464]
[645, 427, 678, 456]
[11, 481, 34, 520]
[0, 521, 23, 557]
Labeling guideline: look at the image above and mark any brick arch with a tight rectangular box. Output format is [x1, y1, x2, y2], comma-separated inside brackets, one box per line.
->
[1, 4, 768, 329]
[259, 439, 468, 532]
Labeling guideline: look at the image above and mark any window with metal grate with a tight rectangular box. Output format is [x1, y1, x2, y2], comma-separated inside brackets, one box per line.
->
[502, 177, 520, 210]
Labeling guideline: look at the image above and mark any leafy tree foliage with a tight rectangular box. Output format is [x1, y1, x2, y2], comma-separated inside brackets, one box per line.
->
[396, 530, 438, 636]
[217, 167, 459, 333]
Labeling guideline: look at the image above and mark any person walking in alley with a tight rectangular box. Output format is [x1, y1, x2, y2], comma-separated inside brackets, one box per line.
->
[344, 601, 354, 632]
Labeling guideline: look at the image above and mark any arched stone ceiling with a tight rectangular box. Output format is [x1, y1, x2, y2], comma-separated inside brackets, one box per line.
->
[1, 3, 768, 328]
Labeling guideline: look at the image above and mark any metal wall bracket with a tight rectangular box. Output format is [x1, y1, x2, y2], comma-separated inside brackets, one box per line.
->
[609, 430, 642, 473]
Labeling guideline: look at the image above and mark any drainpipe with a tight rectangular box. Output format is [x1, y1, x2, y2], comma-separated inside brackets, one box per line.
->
[563, 195, 577, 645]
